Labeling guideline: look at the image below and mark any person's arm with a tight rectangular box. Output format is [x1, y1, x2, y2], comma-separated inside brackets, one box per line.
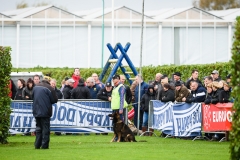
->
[70, 89, 75, 99]
[22, 88, 28, 100]
[162, 90, 175, 102]
[119, 86, 126, 111]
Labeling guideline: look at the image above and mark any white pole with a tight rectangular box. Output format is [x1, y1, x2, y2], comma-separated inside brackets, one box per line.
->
[112, 0, 114, 45]
[16, 22, 20, 68]
[137, 0, 144, 135]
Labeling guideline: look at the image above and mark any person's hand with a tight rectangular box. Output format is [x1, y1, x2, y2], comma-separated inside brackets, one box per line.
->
[108, 97, 112, 101]
[182, 97, 186, 102]
[119, 109, 123, 114]
[26, 96, 29, 99]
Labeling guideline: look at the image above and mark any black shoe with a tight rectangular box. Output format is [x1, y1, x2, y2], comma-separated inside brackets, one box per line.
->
[35, 147, 40, 149]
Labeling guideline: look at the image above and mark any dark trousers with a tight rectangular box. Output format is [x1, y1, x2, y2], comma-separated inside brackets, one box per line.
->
[133, 105, 143, 130]
[35, 117, 50, 149]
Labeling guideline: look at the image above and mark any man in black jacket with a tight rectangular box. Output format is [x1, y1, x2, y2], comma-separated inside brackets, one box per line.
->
[120, 75, 132, 104]
[62, 78, 75, 99]
[97, 82, 113, 101]
[186, 69, 203, 89]
[32, 80, 58, 149]
[71, 78, 91, 99]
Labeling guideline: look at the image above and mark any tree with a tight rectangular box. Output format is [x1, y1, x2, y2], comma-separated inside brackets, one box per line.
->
[193, 0, 240, 10]
[0, 47, 12, 144]
[16, 0, 28, 9]
[229, 16, 240, 160]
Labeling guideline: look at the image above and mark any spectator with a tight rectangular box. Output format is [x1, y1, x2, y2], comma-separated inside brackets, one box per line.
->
[156, 78, 168, 100]
[204, 83, 213, 104]
[120, 75, 132, 104]
[50, 79, 63, 99]
[92, 73, 105, 89]
[209, 81, 221, 104]
[71, 78, 91, 99]
[23, 78, 35, 100]
[97, 82, 113, 101]
[173, 72, 185, 85]
[72, 68, 81, 88]
[134, 74, 148, 130]
[186, 69, 202, 89]
[204, 76, 213, 88]
[184, 81, 206, 103]
[159, 83, 175, 102]
[130, 79, 138, 103]
[141, 85, 156, 136]
[175, 81, 190, 102]
[60, 77, 69, 92]
[219, 82, 232, 103]
[9, 79, 17, 100]
[32, 80, 58, 149]
[14, 79, 25, 100]
[62, 79, 75, 99]
[211, 70, 221, 82]
[161, 74, 175, 88]
[226, 74, 231, 83]
[86, 77, 101, 99]
[33, 74, 40, 85]
[152, 73, 162, 92]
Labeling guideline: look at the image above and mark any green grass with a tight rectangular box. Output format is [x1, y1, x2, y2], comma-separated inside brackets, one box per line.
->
[0, 133, 229, 160]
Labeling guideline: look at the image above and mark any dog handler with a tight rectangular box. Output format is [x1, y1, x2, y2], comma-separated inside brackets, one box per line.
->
[32, 80, 58, 149]
[111, 75, 128, 121]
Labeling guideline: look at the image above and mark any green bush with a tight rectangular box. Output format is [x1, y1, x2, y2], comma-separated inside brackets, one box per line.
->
[12, 62, 231, 87]
[0, 46, 12, 144]
[229, 16, 240, 160]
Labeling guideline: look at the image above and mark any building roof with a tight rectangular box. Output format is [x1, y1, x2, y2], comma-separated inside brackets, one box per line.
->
[2, 5, 82, 19]
[209, 8, 240, 20]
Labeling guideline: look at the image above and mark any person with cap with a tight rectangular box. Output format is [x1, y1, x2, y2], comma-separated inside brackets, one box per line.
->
[173, 72, 185, 86]
[111, 74, 128, 121]
[226, 74, 231, 83]
[62, 78, 75, 99]
[71, 78, 91, 99]
[186, 69, 203, 89]
[211, 70, 221, 82]
[97, 82, 113, 101]
[174, 81, 190, 102]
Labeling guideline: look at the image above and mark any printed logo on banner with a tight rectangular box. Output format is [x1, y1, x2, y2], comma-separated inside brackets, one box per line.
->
[152, 101, 173, 135]
[203, 105, 211, 130]
[173, 103, 202, 137]
[10, 101, 113, 134]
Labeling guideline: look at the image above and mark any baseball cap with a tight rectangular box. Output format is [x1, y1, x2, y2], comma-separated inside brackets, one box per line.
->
[226, 74, 231, 79]
[65, 77, 69, 81]
[105, 82, 112, 87]
[68, 78, 75, 83]
[173, 72, 181, 77]
[211, 70, 219, 74]
[112, 74, 120, 80]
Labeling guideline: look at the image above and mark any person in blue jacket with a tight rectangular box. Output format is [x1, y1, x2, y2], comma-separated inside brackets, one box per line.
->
[134, 74, 149, 130]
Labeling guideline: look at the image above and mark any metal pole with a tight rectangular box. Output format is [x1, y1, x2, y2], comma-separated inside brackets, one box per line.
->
[137, 0, 144, 136]
[101, 0, 105, 68]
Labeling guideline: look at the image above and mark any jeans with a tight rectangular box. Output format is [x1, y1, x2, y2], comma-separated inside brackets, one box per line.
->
[133, 105, 143, 130]
[142, 111, 148, 127]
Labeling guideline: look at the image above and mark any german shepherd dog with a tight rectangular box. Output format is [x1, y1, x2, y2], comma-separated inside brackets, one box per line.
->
[108, 112, 137, 142]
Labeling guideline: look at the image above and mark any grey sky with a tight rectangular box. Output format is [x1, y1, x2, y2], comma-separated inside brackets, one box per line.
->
[0, 0, 194, 12]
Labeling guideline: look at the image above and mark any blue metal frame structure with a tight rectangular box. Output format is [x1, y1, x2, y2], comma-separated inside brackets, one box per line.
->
[99, 42, 138, 85]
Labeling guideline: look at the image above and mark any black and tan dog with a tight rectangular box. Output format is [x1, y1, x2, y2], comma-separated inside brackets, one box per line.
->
[108, 112, 137, 142]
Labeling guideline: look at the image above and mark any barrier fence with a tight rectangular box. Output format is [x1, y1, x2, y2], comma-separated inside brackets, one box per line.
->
[149, 100, 233, 141]
[10, 100, 113, 134]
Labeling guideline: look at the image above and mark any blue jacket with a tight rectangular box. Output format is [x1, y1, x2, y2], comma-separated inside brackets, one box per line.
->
[88, 84, 101, 99]
[134, 81, 149, 105]
[32, 81, 58, 117]
[186, 86, 206, 103]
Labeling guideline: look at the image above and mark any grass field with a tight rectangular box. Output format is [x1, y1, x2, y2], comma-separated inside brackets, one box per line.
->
[0, 133, 229, 160]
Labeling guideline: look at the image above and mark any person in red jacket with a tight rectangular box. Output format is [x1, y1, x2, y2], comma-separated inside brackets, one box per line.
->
[72, 68, 81, 88]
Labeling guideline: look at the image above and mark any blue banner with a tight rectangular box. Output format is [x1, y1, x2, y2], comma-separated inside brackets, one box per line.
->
[10, 101, 113, 134]
[152, 101, 202, 137]
[152, 101, 174, 135]
[172, 103, 202, 137]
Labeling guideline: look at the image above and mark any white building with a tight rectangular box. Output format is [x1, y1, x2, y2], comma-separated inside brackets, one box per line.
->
[0, 5, 237, 68]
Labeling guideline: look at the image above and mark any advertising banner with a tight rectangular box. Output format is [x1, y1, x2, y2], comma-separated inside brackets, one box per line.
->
[10, 101, 113, 134]
[202, 103, 233, 131]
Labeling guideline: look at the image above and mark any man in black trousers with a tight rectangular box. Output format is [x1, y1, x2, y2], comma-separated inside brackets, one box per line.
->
[32, 80, 58, 149]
